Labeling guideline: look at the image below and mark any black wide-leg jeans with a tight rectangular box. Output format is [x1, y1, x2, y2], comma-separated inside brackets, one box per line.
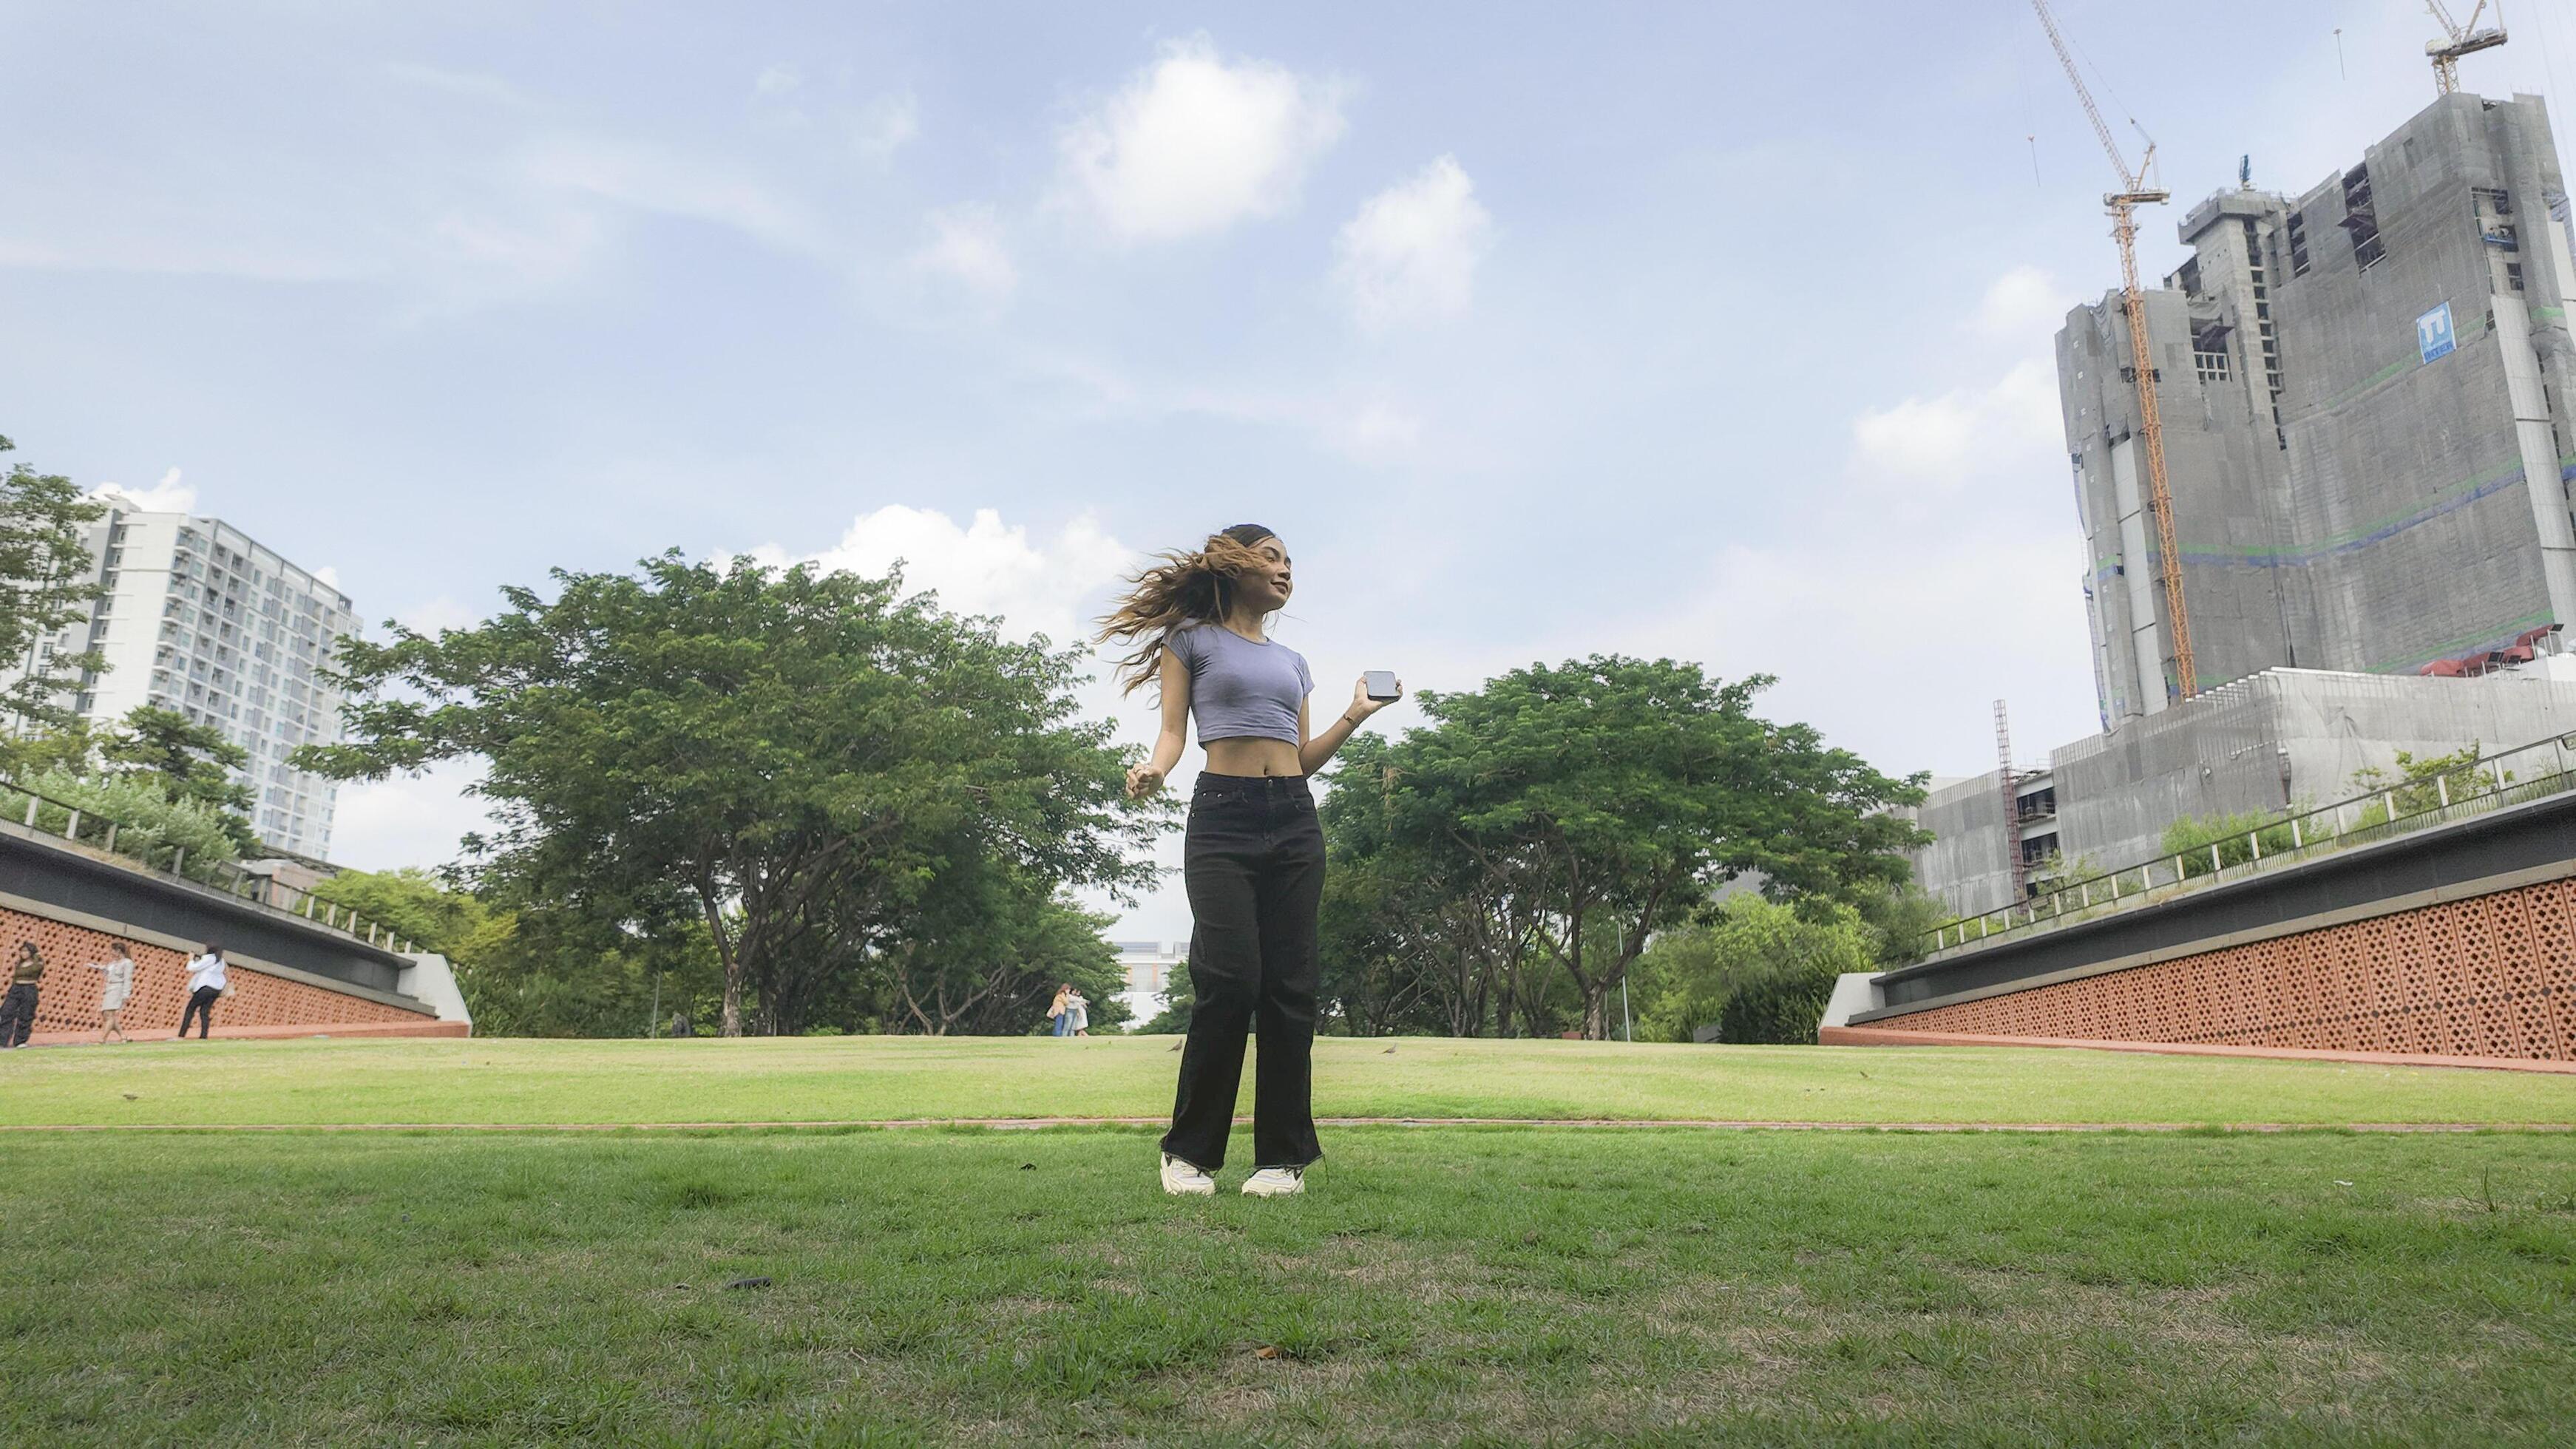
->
[1162, 773, 1326, 1173]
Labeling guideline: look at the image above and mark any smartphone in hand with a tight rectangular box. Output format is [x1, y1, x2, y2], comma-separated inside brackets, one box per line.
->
[1364, 671, 1400, 702]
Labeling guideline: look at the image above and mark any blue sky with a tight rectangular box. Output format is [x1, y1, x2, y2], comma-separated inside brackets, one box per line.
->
[6, 1, 2569, 940]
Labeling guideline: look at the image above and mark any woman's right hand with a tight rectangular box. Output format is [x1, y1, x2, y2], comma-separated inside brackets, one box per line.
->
[1126, 762, 1166, 799]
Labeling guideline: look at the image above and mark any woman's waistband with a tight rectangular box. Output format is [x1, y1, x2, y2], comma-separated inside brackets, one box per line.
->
[1193, 771, 1311, 793]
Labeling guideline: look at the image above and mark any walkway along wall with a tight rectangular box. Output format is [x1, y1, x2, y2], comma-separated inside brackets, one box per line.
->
[0, 822, 466, 1042]
[1828, 788, 2576, 1068]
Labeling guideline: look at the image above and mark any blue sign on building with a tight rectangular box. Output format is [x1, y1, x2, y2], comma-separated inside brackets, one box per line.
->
[2418, 301, 2457, 363]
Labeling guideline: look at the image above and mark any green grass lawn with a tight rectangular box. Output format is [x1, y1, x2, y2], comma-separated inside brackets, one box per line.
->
[4, 1039, 2572, 1443]
[4, 1127, 2573, 1445]
[2, 1034, 2572, 1127]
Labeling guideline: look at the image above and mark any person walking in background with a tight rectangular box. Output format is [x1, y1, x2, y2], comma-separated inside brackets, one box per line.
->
[178, 942, 227, 1041]
[87, 949, 135, 1044]
[1099, 524, 1400, 1198]
[0, 941, 44, 1048]
[1048, 983, 1074, 1037]
[1068, 987, 1091, 1038]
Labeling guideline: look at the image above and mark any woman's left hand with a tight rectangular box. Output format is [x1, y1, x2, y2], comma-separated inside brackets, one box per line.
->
[1347, 675, 1402, 721]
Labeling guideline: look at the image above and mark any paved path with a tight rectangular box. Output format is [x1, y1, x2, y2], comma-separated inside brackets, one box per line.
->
[2, 1116, 2568, 1133]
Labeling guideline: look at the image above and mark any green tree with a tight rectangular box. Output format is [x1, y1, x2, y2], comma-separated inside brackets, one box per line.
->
[1630, 896, 1877, 1045]
[878, 860, 1127, 1036]
[1139, 960, 1195, 1035]
[1315, 731, 1539, 1036]
[309, 868, 491, 957]
[452, 898, 723, 1039]
[101, 705, 260, 850]
[1853, 882, 1950, 969]
[0, 435, 107, 756]
[297, 552, 1154, 1036]
[1375, 657, 1925, 1039]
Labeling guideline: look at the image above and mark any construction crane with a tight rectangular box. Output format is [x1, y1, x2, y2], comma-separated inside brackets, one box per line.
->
[2029, 0, 2196, 702]
[2427, 2, 2508, 95]
[1995, 699, 2024, 903]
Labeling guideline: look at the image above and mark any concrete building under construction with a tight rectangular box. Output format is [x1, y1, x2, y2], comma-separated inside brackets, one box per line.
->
[1914, 87, 2576, 920]
[2064, 89, 2576, 719]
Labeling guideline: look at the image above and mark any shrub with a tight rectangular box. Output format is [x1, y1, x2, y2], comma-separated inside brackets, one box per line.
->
[0, 770, 243, 880]
[2159, 809, 2296, 879]
[1632, 897, 1876, 1046]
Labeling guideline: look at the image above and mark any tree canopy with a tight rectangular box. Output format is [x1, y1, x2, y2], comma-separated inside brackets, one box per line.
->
[296, 552, 1156, 1036]
[101, 705, 260, 850]
[1318, 656, 1925, 1039]
[0, 434, 106, 758]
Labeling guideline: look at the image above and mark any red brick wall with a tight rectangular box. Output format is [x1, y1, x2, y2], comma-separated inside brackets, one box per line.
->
[1877, 878, 2576, 1063]
[1, 905, 435, 1036]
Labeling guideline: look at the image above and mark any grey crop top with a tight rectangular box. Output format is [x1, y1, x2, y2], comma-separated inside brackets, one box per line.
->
[1166, 622, 1313, 746]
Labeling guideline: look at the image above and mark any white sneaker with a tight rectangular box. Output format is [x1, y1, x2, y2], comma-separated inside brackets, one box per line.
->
[1159, 1153, 1216, 1196]
[1241, 1167, 1305, 1198]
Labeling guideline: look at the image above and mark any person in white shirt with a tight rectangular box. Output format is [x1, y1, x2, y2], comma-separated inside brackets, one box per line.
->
[178, 943, 228, 1041]
[87, 950, 136, 1044]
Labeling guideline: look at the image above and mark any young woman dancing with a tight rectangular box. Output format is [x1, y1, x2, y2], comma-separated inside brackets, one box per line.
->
[1099, 524, 1399, 1198]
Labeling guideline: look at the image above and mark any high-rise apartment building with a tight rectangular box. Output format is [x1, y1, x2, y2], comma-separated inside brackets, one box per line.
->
[2059, 90, 2576, 725]
[11, 504, 359, 858]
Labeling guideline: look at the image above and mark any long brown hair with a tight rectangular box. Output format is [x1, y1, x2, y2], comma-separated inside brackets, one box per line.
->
[1097, 523, 1278, 695]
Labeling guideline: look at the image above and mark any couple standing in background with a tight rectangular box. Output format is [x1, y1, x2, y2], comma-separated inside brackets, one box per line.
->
[1048, 983, 1090, 1037]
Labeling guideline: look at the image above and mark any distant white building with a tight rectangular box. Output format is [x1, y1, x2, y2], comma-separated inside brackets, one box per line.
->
[1112, 939, 1184, 1027]
[5, 504, 359, 858]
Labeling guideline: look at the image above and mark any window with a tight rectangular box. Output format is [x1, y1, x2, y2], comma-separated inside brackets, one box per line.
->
[2287, 211, 2311, 276]
[2509, 262, 2526, 291]
[2195, 350, 2231, 381]
[2342, 164, 2383, 269]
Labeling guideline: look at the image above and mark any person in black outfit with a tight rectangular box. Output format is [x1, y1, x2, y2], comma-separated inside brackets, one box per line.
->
[0, 941, 44, 1048]
[178, 941, 228, 1040]
[1098, 525, 1400, 1198]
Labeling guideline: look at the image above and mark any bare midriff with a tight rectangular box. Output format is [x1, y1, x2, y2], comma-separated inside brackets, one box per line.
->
[1202, 737, 1304, 778]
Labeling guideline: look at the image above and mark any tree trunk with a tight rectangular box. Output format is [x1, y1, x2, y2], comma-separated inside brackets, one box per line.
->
[699, 883, 745, 1039]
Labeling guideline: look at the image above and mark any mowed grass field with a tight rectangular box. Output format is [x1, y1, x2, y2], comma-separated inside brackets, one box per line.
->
[3, 1033, 2574, 1127]
[2, 1038, 2573, 1445]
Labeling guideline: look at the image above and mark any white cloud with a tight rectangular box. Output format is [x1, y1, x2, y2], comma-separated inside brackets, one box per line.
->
[327, 759, 500, 874]
[1547, 530, 2099, 781]
[911, 205, 1017, 302]
[1057, 35, 1347, 243]
[1848, 356, 2060, 497]
[396, 596, 481, 636]
[427, 204, 606, 292]
[753, 64, 801, 97]
[1973, 264, 2077, 342]
[91, 466, 196, 513]
[1335, 155, 1493, 333]
[518, 136, 820, 253]
[853, 92, 920, 161]
[1326, 401, 1423, 461]
[313, 565, 342, 590]
[752, 506, 1135, 646]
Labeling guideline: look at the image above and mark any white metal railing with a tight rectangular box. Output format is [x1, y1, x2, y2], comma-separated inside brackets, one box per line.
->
[0, 775, 416, 956]
[1920, 729, 2576, 956]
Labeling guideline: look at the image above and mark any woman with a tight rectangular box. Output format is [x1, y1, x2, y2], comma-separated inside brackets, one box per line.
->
[1099, 524, 1399, 1198]
[1048, 983, 1074, 1037]
[87, 949, 135, 1044]
[1067, 988, 1091, 1039]
[0, 940, 42, 1049]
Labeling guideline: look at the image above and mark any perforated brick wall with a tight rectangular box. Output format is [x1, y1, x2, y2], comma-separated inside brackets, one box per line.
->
[0, 905, 433, 1038]
[1880, 878, 2576, 1062]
